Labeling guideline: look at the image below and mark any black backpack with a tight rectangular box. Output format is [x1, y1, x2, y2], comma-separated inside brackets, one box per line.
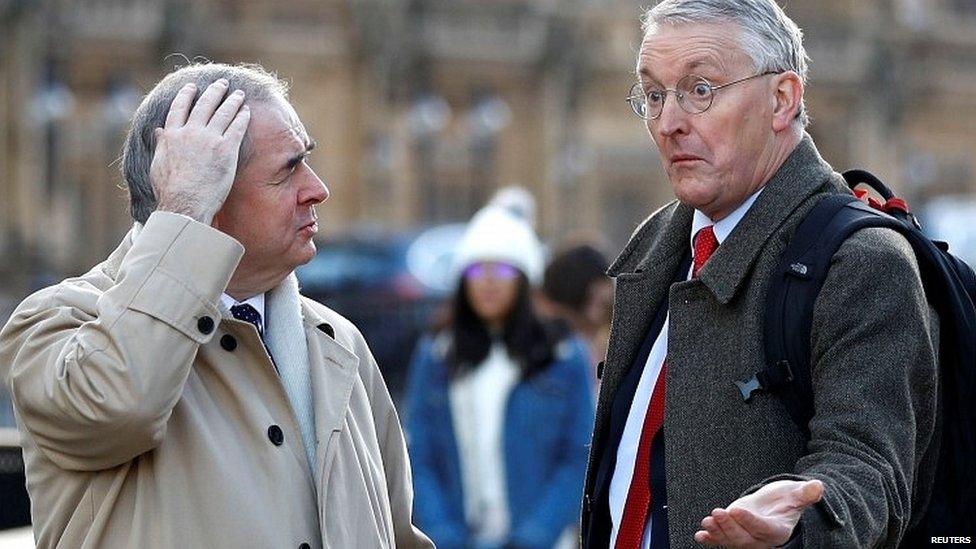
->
[739, 169, 976, 543]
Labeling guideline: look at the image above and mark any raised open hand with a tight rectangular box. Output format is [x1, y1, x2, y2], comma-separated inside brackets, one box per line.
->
[694, 479, 823, 548]
[150, 79, 251, 224]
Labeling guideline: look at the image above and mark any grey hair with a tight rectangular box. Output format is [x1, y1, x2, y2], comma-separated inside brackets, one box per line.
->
[641, 0, 810, 127]
[121, 62, 290, 223]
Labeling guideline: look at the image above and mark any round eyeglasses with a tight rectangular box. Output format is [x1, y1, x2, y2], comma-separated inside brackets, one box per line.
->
[626, 71, 779, 120]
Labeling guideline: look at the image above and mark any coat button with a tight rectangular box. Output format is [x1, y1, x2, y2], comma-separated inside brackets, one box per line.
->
[317, 323, 335, 339]
[220, 334, 237, 351]
[267, 425, 284, 446]
[299, 544, 311, 549]
[197, 316, 215, 334]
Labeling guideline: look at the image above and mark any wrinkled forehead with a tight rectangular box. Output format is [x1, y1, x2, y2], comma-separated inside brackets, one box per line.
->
[272, 121, 309, 146]
[637, 21, 750, 79]
[249, 97, 309, 147]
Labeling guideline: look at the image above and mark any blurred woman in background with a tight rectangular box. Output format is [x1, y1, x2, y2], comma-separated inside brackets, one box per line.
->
[405, 204, 594, 549]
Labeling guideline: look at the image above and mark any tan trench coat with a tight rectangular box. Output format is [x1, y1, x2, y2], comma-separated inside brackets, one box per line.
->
[0, 212, 433, 549]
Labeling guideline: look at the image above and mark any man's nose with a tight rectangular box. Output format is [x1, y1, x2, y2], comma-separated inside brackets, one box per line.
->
[653, 92, 689, 138]
[299, 166, 329, 205]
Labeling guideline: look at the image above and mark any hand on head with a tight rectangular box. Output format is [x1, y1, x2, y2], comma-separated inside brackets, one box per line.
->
[150, 79, 251, 225]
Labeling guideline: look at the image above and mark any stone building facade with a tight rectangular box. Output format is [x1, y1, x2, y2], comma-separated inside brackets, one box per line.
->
[2, 0, 975, 292]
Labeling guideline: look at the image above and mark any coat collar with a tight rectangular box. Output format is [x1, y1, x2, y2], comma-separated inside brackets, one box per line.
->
[697, 134, 834, 304]
[599, 202, 692, 404]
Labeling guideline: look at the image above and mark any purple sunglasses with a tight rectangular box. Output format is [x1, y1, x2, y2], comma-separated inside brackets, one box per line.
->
[463, 262, 520, 281]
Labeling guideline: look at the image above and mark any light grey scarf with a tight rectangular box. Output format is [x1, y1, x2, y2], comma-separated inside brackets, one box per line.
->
[260, 273, 317, 472]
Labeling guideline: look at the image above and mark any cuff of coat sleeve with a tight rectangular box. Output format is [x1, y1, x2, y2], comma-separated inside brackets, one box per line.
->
[125, 211, 244, 343]
[741, 473, 845, 530]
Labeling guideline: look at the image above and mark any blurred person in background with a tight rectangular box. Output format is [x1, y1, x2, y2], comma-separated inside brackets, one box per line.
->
[0, 62, 431, 548]
[405, 204, 595, 549]
[540, 242, 612, 394]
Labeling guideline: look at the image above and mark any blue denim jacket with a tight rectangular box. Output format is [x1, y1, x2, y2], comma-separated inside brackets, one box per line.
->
[404, 334, 595, 549]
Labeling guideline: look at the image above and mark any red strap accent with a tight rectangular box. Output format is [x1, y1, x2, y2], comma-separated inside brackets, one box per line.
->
[853, 188, 880, 210]
[883, 197, 910, 215]
[854, 188, 911, 215]
[853, 188, 884, 209]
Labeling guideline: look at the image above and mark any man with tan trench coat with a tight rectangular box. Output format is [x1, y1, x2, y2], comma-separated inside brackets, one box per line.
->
[0, 63, 433, 548]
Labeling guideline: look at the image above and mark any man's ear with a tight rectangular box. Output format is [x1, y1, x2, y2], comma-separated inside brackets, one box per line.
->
[771, 71, 804, 132]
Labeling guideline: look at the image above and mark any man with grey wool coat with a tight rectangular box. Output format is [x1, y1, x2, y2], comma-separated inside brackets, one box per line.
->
[580, 1, 939, 548]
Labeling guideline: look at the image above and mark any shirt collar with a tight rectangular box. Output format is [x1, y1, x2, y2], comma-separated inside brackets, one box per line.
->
[690, 186, 765, 250]
[220, 292, 266, 323]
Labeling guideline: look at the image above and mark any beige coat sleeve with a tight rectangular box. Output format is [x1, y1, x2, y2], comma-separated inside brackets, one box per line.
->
[0, 212, 243, 471]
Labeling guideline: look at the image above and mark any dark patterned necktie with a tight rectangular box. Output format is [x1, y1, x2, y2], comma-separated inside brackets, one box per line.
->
[230, 303, 263, 336]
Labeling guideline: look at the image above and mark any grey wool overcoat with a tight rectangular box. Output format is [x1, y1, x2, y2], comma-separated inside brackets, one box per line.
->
[581, 135, 939, 548]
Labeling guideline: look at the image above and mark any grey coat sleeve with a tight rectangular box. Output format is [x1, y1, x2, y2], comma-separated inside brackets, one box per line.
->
[750, 227, 939, 548]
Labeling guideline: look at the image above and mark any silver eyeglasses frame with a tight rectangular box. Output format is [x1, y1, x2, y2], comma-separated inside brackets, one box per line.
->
[626, 71, 780, 120]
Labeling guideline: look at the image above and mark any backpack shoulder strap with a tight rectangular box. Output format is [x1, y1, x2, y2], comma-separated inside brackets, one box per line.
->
[753, 194, 901, 438]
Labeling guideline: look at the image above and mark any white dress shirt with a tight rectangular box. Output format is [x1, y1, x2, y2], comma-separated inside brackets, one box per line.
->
[608, 188, 764, 548]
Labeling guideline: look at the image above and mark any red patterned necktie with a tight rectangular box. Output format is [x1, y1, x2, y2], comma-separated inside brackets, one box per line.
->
[692, 225, 719, 279]
[615, 225, 718, 548]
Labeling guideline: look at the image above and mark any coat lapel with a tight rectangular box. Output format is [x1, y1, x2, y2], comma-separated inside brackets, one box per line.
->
[301, 303, 359, 488]
[600, 201, 693, 407]
[696, 134, 839, 304]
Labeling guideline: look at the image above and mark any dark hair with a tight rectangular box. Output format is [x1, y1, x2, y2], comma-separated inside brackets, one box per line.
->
[446, 274, 566, 379]
[542, 244, 610, 312]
